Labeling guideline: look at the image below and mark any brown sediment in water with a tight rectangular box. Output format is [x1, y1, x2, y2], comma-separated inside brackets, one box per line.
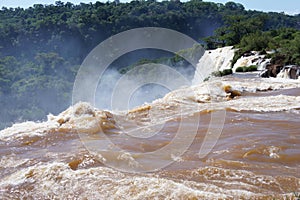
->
[0, 75, 300, 199]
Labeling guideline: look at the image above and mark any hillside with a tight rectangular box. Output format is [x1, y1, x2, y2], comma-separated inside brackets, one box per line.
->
[0, 0, 300, 129]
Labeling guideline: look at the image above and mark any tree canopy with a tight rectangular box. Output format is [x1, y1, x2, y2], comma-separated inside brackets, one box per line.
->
[0, 0, 299, 129]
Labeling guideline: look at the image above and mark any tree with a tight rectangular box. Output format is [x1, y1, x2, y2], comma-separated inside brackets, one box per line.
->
[206, 14, 267, 47]
[0, 0, 299, 128]
[224, 2, 244, 11]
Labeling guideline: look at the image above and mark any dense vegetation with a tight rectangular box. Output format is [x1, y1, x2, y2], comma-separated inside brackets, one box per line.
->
[0, 0, 299, 129]
[205, 13, 300, 67]
[232, 28, 300, 66]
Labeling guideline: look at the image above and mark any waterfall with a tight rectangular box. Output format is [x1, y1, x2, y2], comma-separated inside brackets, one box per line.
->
[277, 67, 291, 79]
[192, 46, 235, 85]
[232, 51, 271, 72]
[277, 65, 300, 79]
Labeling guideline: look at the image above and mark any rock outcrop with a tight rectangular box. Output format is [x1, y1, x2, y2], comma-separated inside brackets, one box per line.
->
[232, 51, 271, 72]
[260, 65, 300, 79]
[192, 46, 299, 82]
[259, 64, 283, 78]
[277, 65, 300, 79]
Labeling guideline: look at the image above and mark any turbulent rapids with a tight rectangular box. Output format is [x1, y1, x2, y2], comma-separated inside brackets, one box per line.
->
[1, 47, 300, 199]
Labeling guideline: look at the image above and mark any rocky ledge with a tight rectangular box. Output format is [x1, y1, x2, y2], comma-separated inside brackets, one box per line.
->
[260, 65, 300, 79]
[197, 47, 300, 80]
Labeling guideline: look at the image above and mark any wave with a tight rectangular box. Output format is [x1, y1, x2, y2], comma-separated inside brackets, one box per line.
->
[1, 74, 299, 142]
[1, 72, 300, 198]
[1, 161, 298, 199]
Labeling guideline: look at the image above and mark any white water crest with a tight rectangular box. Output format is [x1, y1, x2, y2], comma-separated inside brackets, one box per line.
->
[1, 73, 300, 142]
[1, 161, 275, 199]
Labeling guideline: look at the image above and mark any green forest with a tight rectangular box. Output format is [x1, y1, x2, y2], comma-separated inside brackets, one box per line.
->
[0, 0, 300, 129]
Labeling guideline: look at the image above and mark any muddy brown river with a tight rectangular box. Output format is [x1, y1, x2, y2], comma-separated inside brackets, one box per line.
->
[1, 74, 300, 199]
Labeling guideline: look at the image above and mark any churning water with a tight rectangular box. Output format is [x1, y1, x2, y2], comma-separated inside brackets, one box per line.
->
[0, 72, 300, 199]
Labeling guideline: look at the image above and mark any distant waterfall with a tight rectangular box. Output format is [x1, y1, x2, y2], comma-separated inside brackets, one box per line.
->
[192, 46, 235, 85]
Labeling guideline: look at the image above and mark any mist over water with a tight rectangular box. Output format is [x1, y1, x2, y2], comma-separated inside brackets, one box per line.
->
[95, 68, 122, 110]
[128, 84, 170, 109]
[95, 67, 187, 111]
[94, 48, 196, 110]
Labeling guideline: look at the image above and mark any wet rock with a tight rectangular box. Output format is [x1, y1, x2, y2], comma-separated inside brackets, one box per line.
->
[242, 51, 256, 57]
[259, 69, 269, 78]
[259, 64, 283, 78]
[223, 85, 241, 99]
[277, 65, 300, 79]
[259, 64, 300, 79]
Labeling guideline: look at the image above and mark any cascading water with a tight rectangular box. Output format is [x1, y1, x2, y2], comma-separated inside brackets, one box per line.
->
[192, 46, 235, 85]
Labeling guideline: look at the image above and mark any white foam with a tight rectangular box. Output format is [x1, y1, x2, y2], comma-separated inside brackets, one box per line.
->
[154, 78, 300, 113]
[0, 154, 29, 169]
[0, 120, 58, 141]
[224, 95, 300, 112]
[2, 162, 279, 199]
[0, 102, 116, 142]
[219, 77, 300, 92]
[1, 75, 299, 142]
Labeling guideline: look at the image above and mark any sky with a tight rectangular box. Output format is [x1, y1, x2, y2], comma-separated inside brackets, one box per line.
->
[0, 0, 299, 15]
